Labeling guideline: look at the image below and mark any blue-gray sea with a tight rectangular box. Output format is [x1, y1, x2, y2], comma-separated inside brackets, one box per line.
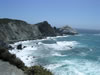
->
[10, 29, 100, 75]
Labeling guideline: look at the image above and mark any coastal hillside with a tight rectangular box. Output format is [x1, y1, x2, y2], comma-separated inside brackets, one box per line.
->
[0, 18, 77, 43]
[0, 18, 42, 42]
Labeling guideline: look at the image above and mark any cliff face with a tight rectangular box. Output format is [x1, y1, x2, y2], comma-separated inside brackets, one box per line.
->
[35, 21, 56, 37]
[0, 18, 78, 43]
[0, 18, 42, 42]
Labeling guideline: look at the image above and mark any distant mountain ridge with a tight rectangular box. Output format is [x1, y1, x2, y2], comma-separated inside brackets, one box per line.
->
[0, 18, 78, 43]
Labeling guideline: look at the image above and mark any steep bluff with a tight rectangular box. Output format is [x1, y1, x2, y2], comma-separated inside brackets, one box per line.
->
[0, 18, 42, 43]
[0, 18, 77, 43]
[35, 21, 56, 37]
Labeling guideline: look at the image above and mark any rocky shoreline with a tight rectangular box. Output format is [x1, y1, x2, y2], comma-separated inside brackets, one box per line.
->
[0, 18, 78, 75]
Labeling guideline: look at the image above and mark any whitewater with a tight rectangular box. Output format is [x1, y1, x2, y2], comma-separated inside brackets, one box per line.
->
[9, 33, 100, 75]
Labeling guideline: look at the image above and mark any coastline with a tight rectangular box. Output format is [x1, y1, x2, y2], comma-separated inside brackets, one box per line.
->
[0, 18, 78, 75]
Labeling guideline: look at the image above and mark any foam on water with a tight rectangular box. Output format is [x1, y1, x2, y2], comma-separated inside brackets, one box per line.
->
[43, 41, 79, 50]
[9, 46, 37, 67]
[46, 35, 69, 39]
[45, 59, 100, 75]
[9, 34, 100, 75]
[9, 39, 78, 67]
[52, 52, 66, 57]
[93, 33, 100, 36]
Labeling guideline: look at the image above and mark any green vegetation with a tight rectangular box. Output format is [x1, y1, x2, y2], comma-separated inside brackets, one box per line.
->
[25, 65, 53, 75]
[0, 47, 25, 69]
[0, 18, 27, 24]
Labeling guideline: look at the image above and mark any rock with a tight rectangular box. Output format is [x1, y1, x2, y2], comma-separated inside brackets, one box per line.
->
[0, 18, 42, 42]
[23, 46, 26, 48]
[57, 25, 78, 35]
[8, 45, 14, 50]
[17, 44, 22, 50]
[35, 21, 56, 37]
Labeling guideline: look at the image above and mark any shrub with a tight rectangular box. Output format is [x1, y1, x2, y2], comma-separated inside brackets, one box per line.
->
[0, 48, 25, 69]
[0, 48, 7, 54]
[10, 57, 25, 69]
[25, 65, 53, 75]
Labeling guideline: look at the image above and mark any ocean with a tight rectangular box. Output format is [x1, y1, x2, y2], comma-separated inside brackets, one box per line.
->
[9, 29, 100, 75]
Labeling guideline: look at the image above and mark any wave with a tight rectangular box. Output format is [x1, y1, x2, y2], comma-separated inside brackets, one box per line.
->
[52, 52, 66, 57]
[46, 35, 70, 39]
[43, 41, 79, 50]
[93, 33, 100, 36]
[75, 34, 84, 36]
[9, 47, 37, 67]
[45, 59, 100, 75]
[9, 41, 79, 67]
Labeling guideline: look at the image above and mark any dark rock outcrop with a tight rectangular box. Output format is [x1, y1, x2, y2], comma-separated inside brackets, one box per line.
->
[35, 21, 56, 37]
[17, 44, 22, 50]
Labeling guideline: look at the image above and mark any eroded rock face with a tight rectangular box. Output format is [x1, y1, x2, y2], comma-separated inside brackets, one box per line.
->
[35, 21, 56, 37]
[0, 19, 57, 43]
[0, 18, 42, 43]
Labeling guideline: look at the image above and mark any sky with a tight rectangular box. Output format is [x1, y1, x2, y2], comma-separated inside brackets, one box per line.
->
[0, 0, 100, 30]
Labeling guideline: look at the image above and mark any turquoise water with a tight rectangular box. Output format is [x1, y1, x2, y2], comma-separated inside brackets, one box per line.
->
[10, 31, 100, 75]
[37, 33, 100, 75]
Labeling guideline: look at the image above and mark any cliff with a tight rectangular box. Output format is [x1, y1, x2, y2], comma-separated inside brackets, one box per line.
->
[0, 18, 78, 43]
[35, 21, 56, 37]
[0, 18, 58, 43]
[0, 18, 42, 43]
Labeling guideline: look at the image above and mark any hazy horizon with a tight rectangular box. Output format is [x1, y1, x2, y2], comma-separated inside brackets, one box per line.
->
[0, 0, 100, 30]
